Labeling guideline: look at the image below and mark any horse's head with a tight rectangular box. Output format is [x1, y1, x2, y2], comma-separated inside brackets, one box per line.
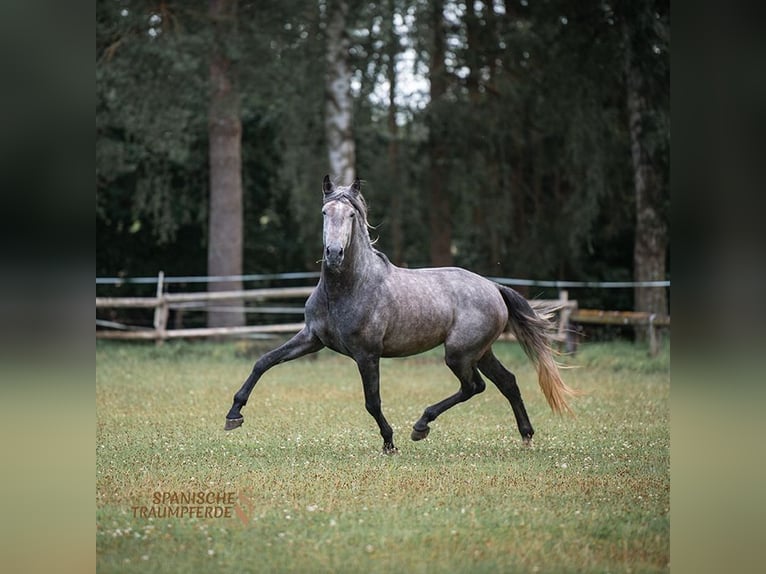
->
[321, 175, 363, 273]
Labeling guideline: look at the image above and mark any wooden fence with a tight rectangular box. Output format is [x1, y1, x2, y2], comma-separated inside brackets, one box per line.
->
[96, 287, 312, 341]
[569, 308, 670, 356]
[96, 278, 669, 355]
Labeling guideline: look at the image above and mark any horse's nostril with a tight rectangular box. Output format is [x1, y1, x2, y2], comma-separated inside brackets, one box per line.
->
[326, 246, 343, 260]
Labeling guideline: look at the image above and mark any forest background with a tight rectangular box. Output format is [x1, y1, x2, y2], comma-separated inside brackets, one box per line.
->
[96, 0, 669, 325]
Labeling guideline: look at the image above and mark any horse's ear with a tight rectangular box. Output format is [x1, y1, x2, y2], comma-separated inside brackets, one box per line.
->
[322, 175, 334, 195]
[351, 177, 361, 194]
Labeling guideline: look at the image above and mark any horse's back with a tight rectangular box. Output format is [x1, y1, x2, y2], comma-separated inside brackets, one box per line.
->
[379, 266, 507, 356]
[390, 266, 504, 310]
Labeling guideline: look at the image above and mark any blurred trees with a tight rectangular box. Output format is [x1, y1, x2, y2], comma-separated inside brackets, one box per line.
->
[96, 0, 669, 312]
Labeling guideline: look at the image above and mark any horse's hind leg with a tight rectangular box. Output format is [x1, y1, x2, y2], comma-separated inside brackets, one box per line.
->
[411, 352, 486, 441]
[224, 327, 324, 430]
[478, 350, 534, 444]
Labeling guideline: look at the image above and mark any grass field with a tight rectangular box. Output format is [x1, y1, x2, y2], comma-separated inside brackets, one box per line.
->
[96, 339, 669, 573]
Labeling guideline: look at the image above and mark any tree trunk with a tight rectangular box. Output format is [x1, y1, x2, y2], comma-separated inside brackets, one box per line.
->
[324, 0, 355, 185]
[624, 27, 668, 318]
[386, 0, 403, 265]
[428, 0, 453, 267]
[465, 1, 487, 272]
[207, 0, 244, 328]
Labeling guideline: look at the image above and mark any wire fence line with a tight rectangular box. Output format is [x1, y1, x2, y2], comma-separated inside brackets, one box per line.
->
[95, 272, 321, 285]
[96, 272, 670, 289]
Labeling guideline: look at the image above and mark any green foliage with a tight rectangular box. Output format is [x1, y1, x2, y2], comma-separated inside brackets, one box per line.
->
[96, 1, 669, 308]
[96, 0, 325, 275]
[97, 340, 669, 573]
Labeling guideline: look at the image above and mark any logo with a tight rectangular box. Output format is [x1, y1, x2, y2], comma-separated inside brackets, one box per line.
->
[131, 490, 254, 525]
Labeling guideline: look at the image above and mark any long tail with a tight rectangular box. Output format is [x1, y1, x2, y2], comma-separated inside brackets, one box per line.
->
[498, 285, 579, 414]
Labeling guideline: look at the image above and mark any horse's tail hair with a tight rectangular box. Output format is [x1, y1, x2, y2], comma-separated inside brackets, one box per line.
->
[498, 285, 579, 415]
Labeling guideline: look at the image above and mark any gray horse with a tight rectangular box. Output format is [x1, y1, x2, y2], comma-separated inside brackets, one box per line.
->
[225, 176, 577, 454]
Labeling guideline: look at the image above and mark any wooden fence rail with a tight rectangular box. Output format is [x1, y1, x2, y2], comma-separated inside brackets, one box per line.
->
[96, 284, 669, 355]
[96, 285, 314, 341]
[95, 286, 315, 308]
[570, 309, 670, 356]
[96, 287, 576, 344]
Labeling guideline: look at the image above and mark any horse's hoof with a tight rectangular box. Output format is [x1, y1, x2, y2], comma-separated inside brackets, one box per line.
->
[522, 435, 533, 447]
[224, 417, 244, 431]
[411, 426, 430, 441]
[382, 445, 399, 456]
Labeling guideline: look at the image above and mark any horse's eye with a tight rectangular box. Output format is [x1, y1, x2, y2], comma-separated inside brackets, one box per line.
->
[322, 210, 327, 216]
[349, 212, 355, 218]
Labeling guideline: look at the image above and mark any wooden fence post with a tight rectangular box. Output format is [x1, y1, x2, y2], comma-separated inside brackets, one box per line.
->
[558, 289, 578, 354]
[648, 313, 659, 357]
[153, 271, 169, 344]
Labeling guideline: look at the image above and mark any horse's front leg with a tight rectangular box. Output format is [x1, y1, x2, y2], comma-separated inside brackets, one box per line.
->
[224, 327, 324, 430]
[355, 354, 398, 455]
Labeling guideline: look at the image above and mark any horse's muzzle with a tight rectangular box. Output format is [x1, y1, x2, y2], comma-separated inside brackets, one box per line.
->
[325, 246, 344, 271]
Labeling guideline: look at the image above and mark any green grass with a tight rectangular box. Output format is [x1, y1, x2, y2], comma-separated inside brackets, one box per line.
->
[96, 339, 669, 573]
